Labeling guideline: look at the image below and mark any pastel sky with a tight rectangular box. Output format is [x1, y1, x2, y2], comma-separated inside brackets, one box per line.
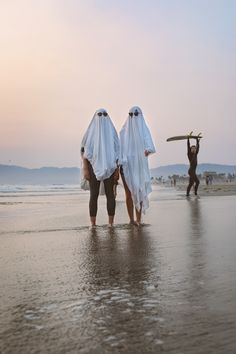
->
[0, 0, 235, 168]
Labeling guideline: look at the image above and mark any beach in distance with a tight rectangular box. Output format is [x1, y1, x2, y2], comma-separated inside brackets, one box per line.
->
[173, 181, 236, 196]
[0, 184, 236, 354]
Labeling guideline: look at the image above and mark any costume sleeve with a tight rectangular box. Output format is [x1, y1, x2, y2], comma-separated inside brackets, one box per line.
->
[142, 120, 156, 153]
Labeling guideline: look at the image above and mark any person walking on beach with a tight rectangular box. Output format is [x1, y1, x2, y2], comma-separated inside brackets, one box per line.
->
[119, 106, 156, 226]
[81, 109, 120, 229]
[186, 137, 200, 196]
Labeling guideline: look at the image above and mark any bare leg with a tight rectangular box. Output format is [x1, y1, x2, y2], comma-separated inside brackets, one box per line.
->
[135, 202, 142, 225]
[121, 173, 134, 223]
[108, 215, 114, 227]
[90, 216, 96, 227]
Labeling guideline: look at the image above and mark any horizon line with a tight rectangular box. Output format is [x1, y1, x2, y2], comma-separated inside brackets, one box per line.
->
[1, 162, 236, 170]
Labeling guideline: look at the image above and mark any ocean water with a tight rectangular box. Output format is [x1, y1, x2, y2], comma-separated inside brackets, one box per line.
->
[0, 185, 236, 353]
[0, 184, 80, 194]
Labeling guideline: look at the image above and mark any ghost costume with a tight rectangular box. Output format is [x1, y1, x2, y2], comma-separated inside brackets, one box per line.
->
[120, 106, 156, 213]
[81, 109, 120, 181]
[81, 109, 120, 217]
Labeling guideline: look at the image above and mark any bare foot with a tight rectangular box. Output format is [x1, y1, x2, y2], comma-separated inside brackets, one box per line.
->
[129, 220, 142, 227]
[89, 225, 96, 230]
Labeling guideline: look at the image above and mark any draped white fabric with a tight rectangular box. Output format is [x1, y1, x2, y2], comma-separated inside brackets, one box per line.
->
[120, 106, 156, 213]
[81, 109, 120, 181]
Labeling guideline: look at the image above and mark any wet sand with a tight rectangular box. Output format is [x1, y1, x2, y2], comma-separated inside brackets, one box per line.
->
[175, 181, 236, 196]
[0, 185, 236, 354]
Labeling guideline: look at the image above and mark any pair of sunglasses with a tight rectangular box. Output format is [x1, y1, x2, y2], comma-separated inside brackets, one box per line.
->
[129, 111, 139, 117]
[97, 112, 108, 117]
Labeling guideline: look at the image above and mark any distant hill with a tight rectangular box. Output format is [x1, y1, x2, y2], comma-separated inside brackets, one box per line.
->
[0, 165, 80, 185]
[0, 163, 235, 184]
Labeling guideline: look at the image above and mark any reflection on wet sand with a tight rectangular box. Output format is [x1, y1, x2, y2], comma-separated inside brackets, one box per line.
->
[83, 226, 163, 351]
[187, 198, 206, 288]
[1, 187, 236, 354]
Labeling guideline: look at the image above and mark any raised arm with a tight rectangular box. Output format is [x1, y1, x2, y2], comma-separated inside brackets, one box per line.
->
[196, 138, 200, 154]
[187, 138, 191, 154]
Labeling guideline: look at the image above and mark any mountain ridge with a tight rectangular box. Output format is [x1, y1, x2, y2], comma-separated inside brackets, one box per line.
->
[0, 163, 235, 184]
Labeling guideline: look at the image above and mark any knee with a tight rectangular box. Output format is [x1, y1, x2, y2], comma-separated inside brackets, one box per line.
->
[90, 191, 99, 201]
[104, 187, 114, 201]
[107, 193, 115, 204]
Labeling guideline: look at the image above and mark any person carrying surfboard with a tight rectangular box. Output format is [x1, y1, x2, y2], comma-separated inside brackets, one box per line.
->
[186, 137, 200, 196]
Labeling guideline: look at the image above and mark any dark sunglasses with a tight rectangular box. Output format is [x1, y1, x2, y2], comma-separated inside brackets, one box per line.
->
[129, 111, 139, 117]
[97, 112, 108, 117]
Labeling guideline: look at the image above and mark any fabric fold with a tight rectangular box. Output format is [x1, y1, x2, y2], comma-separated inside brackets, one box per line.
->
[81, 109, 120, 181]
[120, 106, 156, 213]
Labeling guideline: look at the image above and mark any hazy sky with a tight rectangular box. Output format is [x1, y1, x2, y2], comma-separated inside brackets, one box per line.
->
[0, 0, 235, 168]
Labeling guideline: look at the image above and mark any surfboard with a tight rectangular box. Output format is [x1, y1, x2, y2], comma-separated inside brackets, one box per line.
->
[166, 133, 202, 142]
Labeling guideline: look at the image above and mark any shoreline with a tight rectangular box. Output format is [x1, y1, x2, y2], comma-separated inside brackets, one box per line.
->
[161, 182, 236, 197]
[1, 184, 236, 354]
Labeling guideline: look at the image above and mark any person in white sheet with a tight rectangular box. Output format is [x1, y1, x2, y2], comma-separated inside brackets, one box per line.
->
[81, 109, 120, 229]
[120, 106, 156, 226]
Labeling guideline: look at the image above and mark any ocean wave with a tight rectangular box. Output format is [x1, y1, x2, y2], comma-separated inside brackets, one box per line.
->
[0, 184, 82, 194]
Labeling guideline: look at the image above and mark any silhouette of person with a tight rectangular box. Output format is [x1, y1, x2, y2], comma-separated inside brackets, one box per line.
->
[186, 138, 200, 196]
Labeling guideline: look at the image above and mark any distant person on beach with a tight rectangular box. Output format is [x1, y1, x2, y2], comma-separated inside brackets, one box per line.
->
[81, 109, 120, 229]
[119, 106, 156, 225]
[173, 178, 176, 187]
[186, 137, 200, 196]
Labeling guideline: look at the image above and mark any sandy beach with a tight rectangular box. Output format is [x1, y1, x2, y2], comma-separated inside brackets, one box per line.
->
[0, 184, 236, 354]
[174, 181, 236, 196]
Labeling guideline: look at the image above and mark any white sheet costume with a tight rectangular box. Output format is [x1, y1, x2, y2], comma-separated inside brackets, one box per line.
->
[120, 106, 156, 213]
[81, 109, 120, 181]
